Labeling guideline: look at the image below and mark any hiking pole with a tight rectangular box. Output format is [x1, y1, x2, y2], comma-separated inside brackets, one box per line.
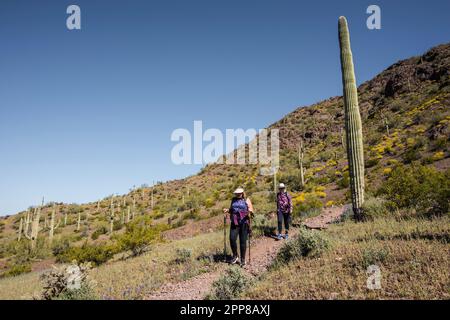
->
[248, 214, 251, 265]
[223, 214, 227, 262]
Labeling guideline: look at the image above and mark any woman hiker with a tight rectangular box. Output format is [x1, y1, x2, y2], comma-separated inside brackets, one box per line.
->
[276, 183, 292, 240]
[223, 187, 254, 266]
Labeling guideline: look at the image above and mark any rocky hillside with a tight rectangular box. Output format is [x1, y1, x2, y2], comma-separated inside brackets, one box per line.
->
[0, 42, 449, 275]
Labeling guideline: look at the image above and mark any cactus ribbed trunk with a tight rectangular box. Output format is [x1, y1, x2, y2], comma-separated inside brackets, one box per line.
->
[298, 140, 305, 187]
[25, 210, 31, 237]
[338, 16, 365, 220]
[77, 212, 81, 231]
[49, 205, 59, 243]
[18, 217, 23, 241]
[110, 200, 115, 234]
[31, 207, 41, 250]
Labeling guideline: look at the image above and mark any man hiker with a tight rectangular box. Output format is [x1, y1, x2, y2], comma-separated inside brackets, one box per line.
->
[276, 183, 292, 240]
[223, 187, 254, 266]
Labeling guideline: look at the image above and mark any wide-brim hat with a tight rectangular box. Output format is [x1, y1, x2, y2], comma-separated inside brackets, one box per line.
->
[233, 187, 244, 194]
[279, 183, 286, 188]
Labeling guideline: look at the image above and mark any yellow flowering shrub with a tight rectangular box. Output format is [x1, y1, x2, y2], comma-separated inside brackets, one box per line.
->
[432, 151, 445, 161]
[325, 201, 334, 207]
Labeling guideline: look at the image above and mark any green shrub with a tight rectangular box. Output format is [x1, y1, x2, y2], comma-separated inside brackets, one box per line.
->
[56, 284, 97, 300]
[0, 263, 32, 278]
[361, 197, 389, 220]
[274, 228, 330, 266]
[208, 266, 251, 300]
[55, 243, 116, 266]
[172, 248, 192, 264]
[51, 239, 70, 256]
[293, 194, 323, 218]
[116, 216, 165, 256]
[365, 157, 380, 168]
[378, 164, 449, 216]
[361, 247, 389, 269]
[402, 147, 421, 164]
[209, 209, 222, 217]
[182, 210, 201, 221]
[251, 214, 276, 237]
[172, 219, 187, 228]
[337, 171, 350, 189]
[203, 198, 215, 208]
[91, 226, 108, 240]
[113, 220, 123, 231]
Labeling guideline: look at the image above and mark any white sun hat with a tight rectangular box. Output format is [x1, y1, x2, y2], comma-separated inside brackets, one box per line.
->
[233, 187, 244, 194]
[279, 183, 286, 188]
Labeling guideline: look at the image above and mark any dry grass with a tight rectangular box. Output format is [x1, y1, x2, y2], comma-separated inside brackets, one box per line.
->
[243, 215, 450, 299]
[0, 230, 224, 300]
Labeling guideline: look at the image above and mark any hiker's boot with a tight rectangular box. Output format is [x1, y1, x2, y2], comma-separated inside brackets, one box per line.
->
[240, 259, 246, 267]
[231, 256, 239, 264]
[284, 233, 289, 240]
[276, 234, 283, 240]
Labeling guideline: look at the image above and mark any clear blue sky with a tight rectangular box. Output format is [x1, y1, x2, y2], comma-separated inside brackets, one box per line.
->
[1, 0, 449, 215]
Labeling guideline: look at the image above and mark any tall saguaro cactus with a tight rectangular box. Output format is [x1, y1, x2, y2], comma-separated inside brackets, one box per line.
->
[30, 206, 42, 250]
[338, 16, 365, 220]
[298, 139, 305, 187]
[49, 204, 60, 243]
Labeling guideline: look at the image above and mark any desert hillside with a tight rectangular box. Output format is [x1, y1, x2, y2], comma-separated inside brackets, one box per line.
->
[0, 43, 449, 300]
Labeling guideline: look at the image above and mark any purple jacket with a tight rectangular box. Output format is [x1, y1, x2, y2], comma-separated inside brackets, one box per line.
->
[229, 197, 249, 226]
[277, 192, 292, 214]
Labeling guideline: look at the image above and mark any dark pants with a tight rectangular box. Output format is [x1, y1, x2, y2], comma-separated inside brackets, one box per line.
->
[230, 223, 248, 261]
[277, 211, 291, 234]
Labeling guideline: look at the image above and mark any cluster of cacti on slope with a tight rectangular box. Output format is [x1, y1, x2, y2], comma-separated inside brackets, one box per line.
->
[18, 198, 44, 249]
[18, 198, 62, 246]
[16, 191, 152, 246]
[338, 16, 365, 220]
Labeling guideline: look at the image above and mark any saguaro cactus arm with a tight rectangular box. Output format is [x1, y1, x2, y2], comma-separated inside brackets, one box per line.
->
[338, 16, 365, 220]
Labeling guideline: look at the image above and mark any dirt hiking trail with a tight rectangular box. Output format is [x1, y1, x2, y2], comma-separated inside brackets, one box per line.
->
[146, 206, 346, 300]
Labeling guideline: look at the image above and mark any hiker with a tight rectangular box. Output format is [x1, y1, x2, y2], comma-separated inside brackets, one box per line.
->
[276, 183, 292, 240]
[223, 187, 254, 266]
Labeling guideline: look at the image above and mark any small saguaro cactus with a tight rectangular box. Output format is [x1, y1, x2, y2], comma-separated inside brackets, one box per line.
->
[298, 139, 305, 187]
[18, 217, 23, 241]
[109, 197, 115, 234]
[76, 211, 81, 231]
[24, 209, 31, 237]
[380, 111, 390, 136]
[338, 16, 365, 220]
